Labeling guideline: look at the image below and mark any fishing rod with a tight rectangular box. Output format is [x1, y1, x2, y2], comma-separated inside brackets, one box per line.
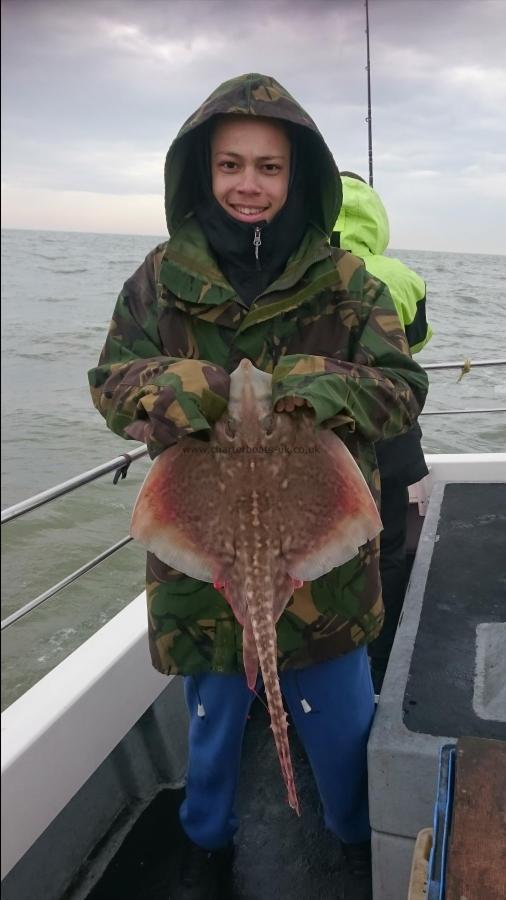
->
[365, 0, 373, 187]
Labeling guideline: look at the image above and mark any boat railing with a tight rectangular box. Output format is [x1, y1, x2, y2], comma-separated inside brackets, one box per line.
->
[1, 358, 505, 632]
[1, 444, 150, 525]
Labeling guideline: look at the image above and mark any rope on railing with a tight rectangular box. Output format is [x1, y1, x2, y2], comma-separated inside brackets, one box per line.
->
[423, 358, 506, 371]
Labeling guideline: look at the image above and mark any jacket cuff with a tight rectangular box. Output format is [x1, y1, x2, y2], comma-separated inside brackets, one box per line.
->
[272, 356, 350, 427]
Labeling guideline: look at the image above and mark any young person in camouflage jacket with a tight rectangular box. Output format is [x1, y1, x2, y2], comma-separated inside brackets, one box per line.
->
[89, 73, 428, 900]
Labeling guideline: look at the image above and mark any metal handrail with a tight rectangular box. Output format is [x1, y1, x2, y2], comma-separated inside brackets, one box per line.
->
[1, 356, 505, 632]
[422, 407, 506, 416]
[1, 445, 149, 525]
[1, 537, 133, 631]
[420, 358, 506, 416]
[423, 358, 506, 370]
[2, 359, 505, 526]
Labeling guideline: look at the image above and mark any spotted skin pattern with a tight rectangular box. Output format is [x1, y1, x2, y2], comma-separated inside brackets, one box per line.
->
[131, 361, 382, 811]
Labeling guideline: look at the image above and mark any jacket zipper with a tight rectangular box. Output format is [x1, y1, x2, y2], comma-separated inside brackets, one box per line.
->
[253, 225, 262, 270]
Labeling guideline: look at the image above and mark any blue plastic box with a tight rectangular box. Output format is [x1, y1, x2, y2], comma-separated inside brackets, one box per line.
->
[427, 743, 456, 899]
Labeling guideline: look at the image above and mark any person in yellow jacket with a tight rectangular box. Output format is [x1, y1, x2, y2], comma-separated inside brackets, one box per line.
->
[333, 172, 432, 692]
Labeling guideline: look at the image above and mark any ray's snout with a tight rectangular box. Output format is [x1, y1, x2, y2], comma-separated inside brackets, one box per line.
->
[227, 358, 274, 446]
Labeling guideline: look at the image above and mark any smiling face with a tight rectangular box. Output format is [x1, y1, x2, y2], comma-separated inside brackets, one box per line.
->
[210, 116, 291, 224]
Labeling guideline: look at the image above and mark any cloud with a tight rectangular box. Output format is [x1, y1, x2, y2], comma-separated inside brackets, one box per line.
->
[97, 17, 227, 66]
[1, 184, 166, 235]
[2, 0, 506, 252]
[1, 134, 165, 194]
[444, 64, 506, 106]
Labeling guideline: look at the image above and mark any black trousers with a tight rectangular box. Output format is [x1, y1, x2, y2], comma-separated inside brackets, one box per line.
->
[368, 477, 409, 677]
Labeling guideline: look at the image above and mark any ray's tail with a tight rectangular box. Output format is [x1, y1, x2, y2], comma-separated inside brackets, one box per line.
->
[245, 581, 300, 815]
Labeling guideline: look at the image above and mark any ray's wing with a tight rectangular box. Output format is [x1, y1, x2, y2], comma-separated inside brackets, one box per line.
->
[280, 427, 382, 581]
[130, 438, 234, 583]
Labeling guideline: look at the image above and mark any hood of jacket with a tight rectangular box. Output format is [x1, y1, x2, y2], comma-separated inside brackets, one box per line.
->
[334, 175, 390, 257]
[164, 72, 341, 239]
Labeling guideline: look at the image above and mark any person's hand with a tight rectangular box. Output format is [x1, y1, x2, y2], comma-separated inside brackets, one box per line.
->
[274, 396, 313, 413]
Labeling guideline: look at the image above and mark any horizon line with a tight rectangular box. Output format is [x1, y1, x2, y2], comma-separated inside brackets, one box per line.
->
[1, 225, 504, 258]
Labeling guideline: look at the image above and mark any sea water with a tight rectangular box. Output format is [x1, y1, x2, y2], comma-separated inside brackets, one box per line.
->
[1, 228, 505, 709]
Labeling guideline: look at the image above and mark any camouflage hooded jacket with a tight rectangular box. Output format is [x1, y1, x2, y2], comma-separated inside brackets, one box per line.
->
[88, 73, 428, 677]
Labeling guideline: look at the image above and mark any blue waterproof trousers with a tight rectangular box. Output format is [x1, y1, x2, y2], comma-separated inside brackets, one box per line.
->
[179, 646, 374, 850]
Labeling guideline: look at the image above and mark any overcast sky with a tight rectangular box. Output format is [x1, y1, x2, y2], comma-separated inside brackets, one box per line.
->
[2, 0, 505, 252]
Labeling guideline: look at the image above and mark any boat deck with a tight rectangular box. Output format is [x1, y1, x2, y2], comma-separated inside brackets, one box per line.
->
[3, 470, 505, 900]
[87, 697, 346, 900]
[403, 482, 506, 740]
[446, 737, 506, 899]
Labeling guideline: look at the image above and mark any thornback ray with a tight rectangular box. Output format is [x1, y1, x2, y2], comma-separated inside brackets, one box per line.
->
[130, 359, 382, 814]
